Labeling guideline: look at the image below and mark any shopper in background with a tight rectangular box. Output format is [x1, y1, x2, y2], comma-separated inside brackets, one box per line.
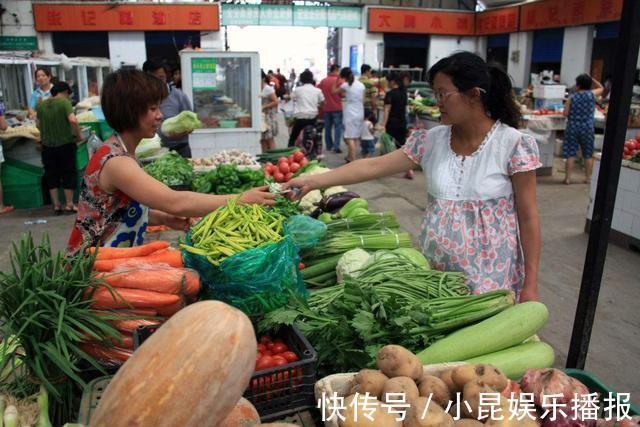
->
[143, 59, 193, 158]
[170, 67, 182, 90]
[36, 82, 83, 215]
[360, 64, 379, 120]
[0, 102, 14, 214]
[28, 68, 53, 120]
[275, 68, 287, 99]
[289, 69, 297, 87]
[360, 112, 376, 159]
[288, 70, 324, 147]
[562, 74, 603, 185]
[260, 70, 279, 152]
[381, 73, 412, 178]
[285, 52, 542, 303]
[67, 69, 275, 256]
[336, 67, 365, 163]
[319, 64, 344, 153]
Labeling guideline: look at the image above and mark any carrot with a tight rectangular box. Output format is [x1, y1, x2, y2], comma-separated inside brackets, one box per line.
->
[93, 249, 184, 272]
[184, 270, 201, 297]
[88, 241, 170, 260]
[146, 225, 171, 233]
[109, 318, 162, 334]
[156, 299, 186, 317]
[108, 333, 134, 350]
[97, 268, 191, 295]
[80, 342, 132, 364]
[113, 308, 158, 317]
[89, 287, 181, 310]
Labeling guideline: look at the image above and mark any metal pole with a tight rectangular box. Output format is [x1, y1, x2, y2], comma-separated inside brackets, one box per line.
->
[566, 0, 640, 369]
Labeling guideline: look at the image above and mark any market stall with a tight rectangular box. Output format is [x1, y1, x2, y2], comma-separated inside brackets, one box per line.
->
[180, 50, 261, 158]
[520, 113, 566, 176]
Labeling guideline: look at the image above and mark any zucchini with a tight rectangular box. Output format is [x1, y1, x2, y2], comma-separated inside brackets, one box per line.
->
[464, 341, 555, 379]
[416, 302, 549, 364]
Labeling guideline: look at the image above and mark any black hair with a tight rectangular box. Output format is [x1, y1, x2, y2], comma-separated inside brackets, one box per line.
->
[142, 58, 166, 74]
[366, 112, 378, 125]
[388, 73, 405, 88]
[35, 68, 52, 79]
[340, 67, 354, 86]
[361, 64, 372, 75]
[267, 70, 274, 75]
[261, 70, 270, 85]
[576, 74, 593, 90]
[300, 69, 314, 85]
[428, 51, 521, 128]
[329, 64, 340, 73]
[51, 81, 72, 96]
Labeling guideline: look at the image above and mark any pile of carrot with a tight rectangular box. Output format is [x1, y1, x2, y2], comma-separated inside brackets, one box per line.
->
[83, 241, 202, 365]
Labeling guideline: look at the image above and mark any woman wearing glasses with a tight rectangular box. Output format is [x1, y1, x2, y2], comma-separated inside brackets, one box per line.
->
[285, 52, 541, 303]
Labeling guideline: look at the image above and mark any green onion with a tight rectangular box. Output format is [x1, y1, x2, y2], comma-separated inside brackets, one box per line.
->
[302, 232, 412, 258]
[325, 212, 400, 232]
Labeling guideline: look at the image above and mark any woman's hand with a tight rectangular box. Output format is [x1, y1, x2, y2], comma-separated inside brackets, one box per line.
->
[239, 185, 277, 205]
[282, 176, 319, 198]
[162, 215, 191, 232]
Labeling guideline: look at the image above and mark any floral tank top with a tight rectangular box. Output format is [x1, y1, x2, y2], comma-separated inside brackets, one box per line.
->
[67, 137, 148, 256]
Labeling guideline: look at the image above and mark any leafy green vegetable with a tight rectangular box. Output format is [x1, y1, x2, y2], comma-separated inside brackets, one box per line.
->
[192, 164, 264, 195]
[143, 151, 195, 187]
[160, 111, 201, 137]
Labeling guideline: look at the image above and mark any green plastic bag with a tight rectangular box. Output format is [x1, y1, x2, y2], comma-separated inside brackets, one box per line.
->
[285, 215, 327, 249]
[378, 132, 396, 155]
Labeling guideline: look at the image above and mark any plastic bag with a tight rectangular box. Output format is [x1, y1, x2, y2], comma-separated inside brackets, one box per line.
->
[378, 132, 396, 155]
[285, 215, 326, 249]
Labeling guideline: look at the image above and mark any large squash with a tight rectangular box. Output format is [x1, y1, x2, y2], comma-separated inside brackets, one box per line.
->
[90, 301, 257, 427]
[219, 397, 260, 427]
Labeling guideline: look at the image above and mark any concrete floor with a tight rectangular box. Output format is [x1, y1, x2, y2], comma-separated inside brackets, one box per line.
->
[1, 118, 638, 403]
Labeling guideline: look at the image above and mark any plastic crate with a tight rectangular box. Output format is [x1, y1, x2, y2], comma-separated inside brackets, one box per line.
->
[3, 183, 44, 208]
[132, 323, 161, 350]
[565, 369, 640, 416]
[77, 375, 111, 425]
[245, 325, 317, 422]
[1, 158, 43, 187]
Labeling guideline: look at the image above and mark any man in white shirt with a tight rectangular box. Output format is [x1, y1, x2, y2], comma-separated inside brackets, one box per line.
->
[288, 69, 324, 147]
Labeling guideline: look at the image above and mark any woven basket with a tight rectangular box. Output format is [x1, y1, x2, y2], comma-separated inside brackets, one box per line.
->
[314, 362, 466, 427]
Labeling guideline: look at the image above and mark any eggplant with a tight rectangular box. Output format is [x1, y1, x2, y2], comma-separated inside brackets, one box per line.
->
[310, 207, 323, 219]
[320, 191, 361, 213]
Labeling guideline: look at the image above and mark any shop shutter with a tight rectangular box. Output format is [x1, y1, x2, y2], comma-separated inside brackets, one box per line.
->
[595, 22, 619, 39]
[383, 33, 429, 49]
[487, 34, 509, 48]
[532, 28, 564, 63]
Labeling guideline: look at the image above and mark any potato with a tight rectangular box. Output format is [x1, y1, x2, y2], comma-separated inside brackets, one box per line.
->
[405, 397, 454, 427]
[339, 394, 402, 427]
[382, 376, 419, 404]
[451, 364, 508, 392]
[453, 420, 483, 426]
[351, 369, 389, 400]
[376, 345, 422, 380]
[417, 375, 450, 407]
[440, 369, 458, 393]
[462, 380, 497, 420]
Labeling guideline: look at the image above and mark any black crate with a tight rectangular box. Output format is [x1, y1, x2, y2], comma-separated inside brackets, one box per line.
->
[132, 324, 162, 350]
[245, 325, 317, 422]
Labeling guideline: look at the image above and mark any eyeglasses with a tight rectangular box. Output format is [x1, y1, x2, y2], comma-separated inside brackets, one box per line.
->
[433, 90, 459, 103]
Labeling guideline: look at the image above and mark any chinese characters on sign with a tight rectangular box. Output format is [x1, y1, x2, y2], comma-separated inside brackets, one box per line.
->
[520, 0, 623, 31]
[368, 8, 475, 35]
[317, 392, 635, 423]
[33, 4, 220, 31]
[476, 7, 519, 35]
[191, 58, 217, 91]
[221, 5, 362, 28]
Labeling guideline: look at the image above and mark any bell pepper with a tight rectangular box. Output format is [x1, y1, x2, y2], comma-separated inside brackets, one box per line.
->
[338, 198, 369, 218]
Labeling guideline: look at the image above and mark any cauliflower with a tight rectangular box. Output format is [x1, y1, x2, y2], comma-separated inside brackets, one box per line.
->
[300, 166, 331, 177]
[299, 190, 322, 214]
[324, 186, 348, 197]
[336, 248, 371, 282]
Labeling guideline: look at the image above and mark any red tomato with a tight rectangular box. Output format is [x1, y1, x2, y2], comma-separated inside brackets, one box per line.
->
[256, 352, 263, 361]
[262, 350, 272, 356]
[271, 342, 289, 354]
[284, 172, 294, 181]
[259, 335, 272, 344]
[288, 154, 295, 164]
[289, 162, 301, 173]
[278, 157, 288, 164]
[281, 351, 299, 363]
[300, 158, 309, 167]
[255, 355, 275, 371]
[299, 262, 305, 270]
[274, 172, 285, 183]
[265, 162, 274, 169]
[271, 355, 288, 366]
[279, 162, 291, 174]
[257, 343, 267, 353]
[267, 342, 276, 350]
[293, 151, 305, 162]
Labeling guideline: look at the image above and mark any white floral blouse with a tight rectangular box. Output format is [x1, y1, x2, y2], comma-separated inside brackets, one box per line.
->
[402, 121, 542, 297]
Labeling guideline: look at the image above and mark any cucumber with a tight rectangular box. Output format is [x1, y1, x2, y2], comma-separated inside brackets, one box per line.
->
[464, 341, 555, 379]
[416, 302, 549, 364]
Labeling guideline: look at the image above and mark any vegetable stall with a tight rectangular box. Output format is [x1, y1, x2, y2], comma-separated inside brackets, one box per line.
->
[0, 145, 637, 427]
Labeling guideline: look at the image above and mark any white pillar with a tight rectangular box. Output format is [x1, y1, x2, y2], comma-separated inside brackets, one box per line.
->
[200, 31, 224, 50]
[560, 25, 594, 86]
[107, 32, 147, 70]
[37, 32, 54, 54]
[476, 36, 488, 61]
[507, 31, 533, 90]
[427, 36, 477, 70]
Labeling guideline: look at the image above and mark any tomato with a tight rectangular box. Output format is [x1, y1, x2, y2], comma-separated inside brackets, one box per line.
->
[284, 172, 294, 181]
[279, 162, 290, 174]
[255, 355, 275, 371]
[267, 342, 276, 350]
[262, 350, 272, 356]
[265, 162, 274, 169]
[298, 262, 305, 270]
[256, 352, 263, 361]
[300, 158, 309, 167]
[293, 151, 305, 162]
[288, 154, 295, 164]
[271, 342, 289, 354]
[257, 343, 267, 353]
[281, 351, 299, 363]
[278, 157, 288, 164]
[274, 172, 285, 183]
[289, 162, 301, 173]
[259, 335, 272, 344]
[271, 355, 288, 366]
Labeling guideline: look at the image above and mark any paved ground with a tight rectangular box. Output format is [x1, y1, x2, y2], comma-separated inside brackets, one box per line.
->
[1, 116, 638, 403]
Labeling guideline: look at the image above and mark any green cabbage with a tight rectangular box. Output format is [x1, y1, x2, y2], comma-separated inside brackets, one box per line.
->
[135, 134, 162, 159]
[393, 248, 430, 270]
[161, 111, 201, 137]
[336, 248, 370, 282]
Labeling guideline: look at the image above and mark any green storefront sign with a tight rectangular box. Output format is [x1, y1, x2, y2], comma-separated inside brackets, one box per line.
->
[0, 36, 38, 51]
[221, 4, 362, 28]
[191, 58, 217, 91]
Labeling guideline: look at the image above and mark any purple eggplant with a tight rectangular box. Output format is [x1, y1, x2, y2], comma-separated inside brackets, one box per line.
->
[320, 191, 360, 213]
[310, 207, 323, 219]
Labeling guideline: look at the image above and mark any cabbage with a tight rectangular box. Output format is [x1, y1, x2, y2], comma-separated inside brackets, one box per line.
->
[336, 248, 371, 282]
[299, 190, 322, 214]
[324, 186, 348, 197]
[76, 111, 98, 122]
[135, 134, 162, 159]
[161, 111, 201, 137]
[393, 248, 430, 270]
[300, 166, 331, 177]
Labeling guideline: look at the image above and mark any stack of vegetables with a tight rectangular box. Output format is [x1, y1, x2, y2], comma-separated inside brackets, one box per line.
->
[83, 241, 201, 365]
[192, 164, 265, 195]
[143, 151, 195, 188]
[263, 151, 309, 183]
[190, 149, 260, 169]
[409, 97, 440, 118]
